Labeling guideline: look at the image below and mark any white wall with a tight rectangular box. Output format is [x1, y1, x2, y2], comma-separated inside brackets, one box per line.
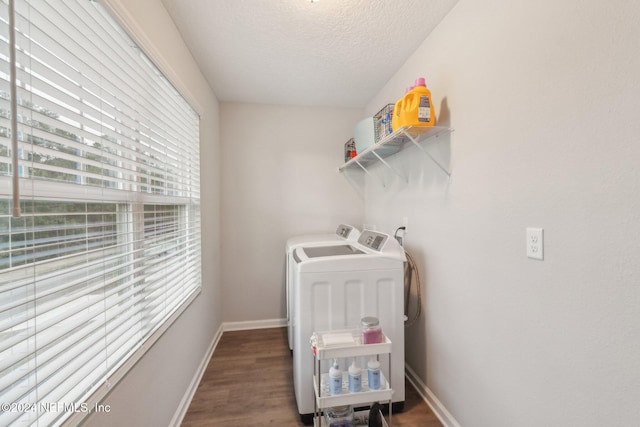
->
[364, 0, 640, 426]
[83, 1, 222, 426]
[220, 103, 364, 323]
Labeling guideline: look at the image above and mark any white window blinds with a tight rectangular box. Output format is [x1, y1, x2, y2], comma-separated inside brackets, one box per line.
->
[0, 1, 201, 425]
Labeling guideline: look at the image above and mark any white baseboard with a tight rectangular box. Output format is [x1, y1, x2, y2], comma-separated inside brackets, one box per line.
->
[223, 318, 287, 331]
[169, 323, 224, 427]
[405, 364, 461, 427]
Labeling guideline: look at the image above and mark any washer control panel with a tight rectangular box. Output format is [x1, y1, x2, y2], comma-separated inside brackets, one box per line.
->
[358, 230, 388, 252]
[335, 224, 353, 238]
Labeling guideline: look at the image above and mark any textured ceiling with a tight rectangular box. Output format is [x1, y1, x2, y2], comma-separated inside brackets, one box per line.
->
[161, 0, 459, 107]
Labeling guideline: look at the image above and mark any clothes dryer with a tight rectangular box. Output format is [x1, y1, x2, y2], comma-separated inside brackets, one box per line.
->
[285, 224, 361, 350]
[291, 230, 405, 422]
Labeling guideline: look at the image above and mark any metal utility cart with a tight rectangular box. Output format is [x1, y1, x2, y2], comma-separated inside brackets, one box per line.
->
[311, 329, 393, 426]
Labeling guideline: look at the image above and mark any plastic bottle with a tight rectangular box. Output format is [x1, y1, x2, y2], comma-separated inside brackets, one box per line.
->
[405, 77, 435, 127]
[391, 86, 412, 131]
[391, 78, 435, 131]
[329, 360, 343, 395]
[367, 358, 381, 390]
[325, 405, 354, 427]
[348, 360, 362, 393]
[361, 316, 383, 344]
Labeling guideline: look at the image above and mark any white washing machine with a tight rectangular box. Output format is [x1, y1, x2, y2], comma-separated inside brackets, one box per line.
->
[291, 230, 406, 422]
[285, 224, 361, 350]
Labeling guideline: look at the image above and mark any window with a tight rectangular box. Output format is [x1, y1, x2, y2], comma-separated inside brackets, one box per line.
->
[0, 1, 201, 425]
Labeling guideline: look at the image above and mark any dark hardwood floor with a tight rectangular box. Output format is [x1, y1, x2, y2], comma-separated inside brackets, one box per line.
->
[181, 327, 442, 426]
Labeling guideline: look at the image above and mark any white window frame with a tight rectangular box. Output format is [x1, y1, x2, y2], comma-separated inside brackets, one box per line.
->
[0, 1, 202, 425]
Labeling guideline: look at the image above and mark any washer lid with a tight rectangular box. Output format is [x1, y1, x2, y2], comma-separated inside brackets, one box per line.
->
[302, 245, 364, 258]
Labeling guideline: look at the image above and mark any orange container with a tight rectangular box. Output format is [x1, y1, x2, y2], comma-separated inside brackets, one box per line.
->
[391, 86, 410, 131]
[391, 78, 435, 130]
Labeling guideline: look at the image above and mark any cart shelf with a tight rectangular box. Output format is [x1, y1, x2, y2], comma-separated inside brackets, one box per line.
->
[311, 329, 392, 359]
[314, 409, 389, 427]
[313, 371, 393, 408]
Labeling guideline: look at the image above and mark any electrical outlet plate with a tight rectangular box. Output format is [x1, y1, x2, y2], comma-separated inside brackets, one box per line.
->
[526, 228, 544, 260]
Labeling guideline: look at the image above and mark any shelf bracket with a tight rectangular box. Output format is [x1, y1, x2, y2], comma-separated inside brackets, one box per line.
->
[370, 149, 408, 184]
[340, 167, 365, 198]
[354, 159, 387, 188]
[402, 128, 451, 177]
